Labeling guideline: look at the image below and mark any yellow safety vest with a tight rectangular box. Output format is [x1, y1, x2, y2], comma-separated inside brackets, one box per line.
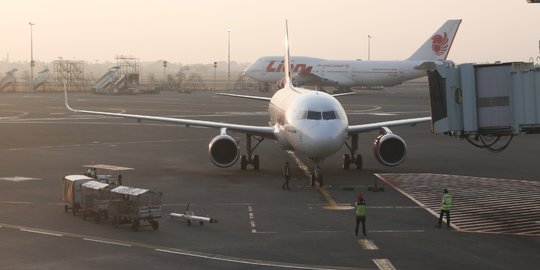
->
[355, 202, 366, 217]
[441, 194, 452, 211]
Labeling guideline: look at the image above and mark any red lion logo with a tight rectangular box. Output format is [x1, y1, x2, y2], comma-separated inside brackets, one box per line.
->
[431, 32, 449, 56]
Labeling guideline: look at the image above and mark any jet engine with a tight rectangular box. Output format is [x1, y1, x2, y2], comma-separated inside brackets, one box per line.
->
[372, 128, 407, 167]
[208, 134, 240, 168]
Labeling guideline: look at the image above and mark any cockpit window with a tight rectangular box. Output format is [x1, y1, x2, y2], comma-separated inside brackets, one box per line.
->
[322, 111, 337, 120]
[299, 110, 339, 120]
[307, 111, 322, 120]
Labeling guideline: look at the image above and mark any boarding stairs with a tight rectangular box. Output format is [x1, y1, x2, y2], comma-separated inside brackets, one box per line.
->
[0, 69, 18, 91]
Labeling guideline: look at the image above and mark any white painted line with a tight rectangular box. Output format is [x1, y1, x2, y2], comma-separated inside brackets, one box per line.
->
[83, 238, 132, 247]
[214, 203, 253, 206]
[369, 230, 425, 233]
[20, 229, 62, 237]
[155, 248, 342, 270]
[373, 259, 396, 270]
[47, 202, 65, 206]
[0, 176, 41, 182]
[358, 239, 378, 250]
[248, 205, 257, 233]
[162, 203, 192, 206]
[300, 231, 344, 234]
[0, 201, 33, 205]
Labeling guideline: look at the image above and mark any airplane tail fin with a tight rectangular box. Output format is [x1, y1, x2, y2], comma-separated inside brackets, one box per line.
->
[407, 19, 462, 61]
[283, 20, 294, 89]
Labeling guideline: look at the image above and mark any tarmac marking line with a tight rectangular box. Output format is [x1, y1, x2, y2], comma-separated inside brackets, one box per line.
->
[288, 151, 350, 210]
[83, 238, 132, 247]
[1, 223, 364, 270]
[372, 259, 396, 270]
[357, 239, 378, 250]
[300, 231, 345, 234]
[20, 229, 63, 237]
[248, 205, 257, 233]
[369, 230, 425, 233]
[377, 173, 540, 235]
[0, 201, 34, 205]
[155, 248, 362, 270]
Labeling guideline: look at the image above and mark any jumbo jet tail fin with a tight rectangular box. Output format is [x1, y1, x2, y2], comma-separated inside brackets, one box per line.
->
[407, 19, 462, 61]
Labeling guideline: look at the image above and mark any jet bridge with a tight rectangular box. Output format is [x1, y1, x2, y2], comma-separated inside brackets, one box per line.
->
[428, 62, 540, 152]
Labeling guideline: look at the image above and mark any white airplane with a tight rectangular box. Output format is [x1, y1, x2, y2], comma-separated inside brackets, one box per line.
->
[244, 19, 461, 91]
[65, 22, 431, 186]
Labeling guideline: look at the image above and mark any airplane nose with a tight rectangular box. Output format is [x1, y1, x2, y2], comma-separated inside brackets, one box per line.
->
[295, 121, 347, 157]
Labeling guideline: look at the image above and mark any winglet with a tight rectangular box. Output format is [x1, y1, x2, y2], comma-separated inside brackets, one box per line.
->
[283, 20, 294, 89]
[63, 81, 76, 112]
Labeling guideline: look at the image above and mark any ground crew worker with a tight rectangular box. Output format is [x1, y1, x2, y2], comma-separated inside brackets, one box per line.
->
[437, 188, 452, 228]
[282, 161, 291, 190]
[355, 195, 367, 236]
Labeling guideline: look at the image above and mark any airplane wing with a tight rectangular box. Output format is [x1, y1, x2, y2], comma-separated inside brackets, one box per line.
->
[216, 92, 271, 101]
[64, 90, 276, 139]
[296, 72, 332, 84]
[348, 117, 431, 134]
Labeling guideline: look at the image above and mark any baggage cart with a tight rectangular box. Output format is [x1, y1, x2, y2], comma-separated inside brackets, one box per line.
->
[80, 180, 113, 224]
[109, 186, 162, 231]
[82, 164, 134, 186]
[63, 175, 94, 215]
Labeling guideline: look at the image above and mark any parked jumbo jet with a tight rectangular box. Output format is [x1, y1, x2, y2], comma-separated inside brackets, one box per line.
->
[65, 22, 431, 186]
[244, 19, 461, 91]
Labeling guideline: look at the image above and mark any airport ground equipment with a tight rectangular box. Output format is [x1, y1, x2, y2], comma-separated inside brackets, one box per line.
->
[92, 66, 120, 94]
[0, 69, 18, 91]
[62, 175, 94, 215]
[80, 180, 113, 224]
[82, 164, 134, 186]
[170, 203, 218, 226]
[108, 186, 162, 231]
[428, 62, 540, 152]
[32, 68, 49, 91]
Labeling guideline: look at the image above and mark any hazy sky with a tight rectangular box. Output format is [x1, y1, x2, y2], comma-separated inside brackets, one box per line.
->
[1, 0, 539, 65]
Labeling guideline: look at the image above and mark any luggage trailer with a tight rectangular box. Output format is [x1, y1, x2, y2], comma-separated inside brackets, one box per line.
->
[108, 186, 162, 231]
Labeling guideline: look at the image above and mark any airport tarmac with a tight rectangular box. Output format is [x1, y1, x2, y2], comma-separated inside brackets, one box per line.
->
[0, 83, 539, 270]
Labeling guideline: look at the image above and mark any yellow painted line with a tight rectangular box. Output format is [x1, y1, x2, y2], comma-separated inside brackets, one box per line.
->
[372, 259, 396, 270]
[288, 151, 353, 211]
[357, 239, 378, 250]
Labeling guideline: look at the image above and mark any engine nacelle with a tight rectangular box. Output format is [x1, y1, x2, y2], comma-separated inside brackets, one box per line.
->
[208, 134, 240, 168]
[373, 133, 407, 167]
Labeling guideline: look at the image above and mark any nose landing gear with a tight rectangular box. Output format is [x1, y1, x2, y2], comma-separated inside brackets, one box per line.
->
[310, 162, 324, 187]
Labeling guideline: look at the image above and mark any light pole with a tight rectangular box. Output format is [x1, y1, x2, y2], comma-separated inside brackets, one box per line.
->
[29, 22, 35, 80]
[367, 35, 372, 61]
[163, 60, 168, 90]
[213, 61, 217, 91]
[227, 29, 231, 89]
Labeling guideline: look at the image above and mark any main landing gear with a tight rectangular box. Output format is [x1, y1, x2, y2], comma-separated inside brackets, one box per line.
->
[240, 134, 264, 170]
[343, 134, 363, 170]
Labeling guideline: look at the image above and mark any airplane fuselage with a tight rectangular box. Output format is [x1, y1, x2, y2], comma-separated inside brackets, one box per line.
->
[245, 56, 430, 88]
[269, 86, 348, 159]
